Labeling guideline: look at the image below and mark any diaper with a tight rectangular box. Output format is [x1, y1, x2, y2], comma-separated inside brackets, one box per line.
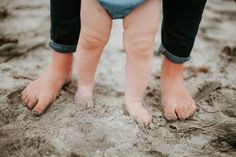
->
[98, 0, 145, 19]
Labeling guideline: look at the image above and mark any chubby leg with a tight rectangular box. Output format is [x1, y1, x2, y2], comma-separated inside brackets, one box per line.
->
[21, 52, 72, 115]
[161, 57, 196, 121]
[123, 0, 161, 125]
[75, 0, 112, 107]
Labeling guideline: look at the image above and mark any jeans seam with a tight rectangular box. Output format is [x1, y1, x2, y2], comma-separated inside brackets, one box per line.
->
[158, 44, 191, 64]
[49, 40, 77, 53]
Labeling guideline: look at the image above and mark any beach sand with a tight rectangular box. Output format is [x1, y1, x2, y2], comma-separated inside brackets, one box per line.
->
[0, 0, 236, 156]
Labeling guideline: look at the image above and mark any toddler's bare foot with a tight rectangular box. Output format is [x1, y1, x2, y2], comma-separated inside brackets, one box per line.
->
[124, 102, 152, 126]
[75, 87, 94, 108]
[21, 52, 72, 116]
[160, 57, 196, 121]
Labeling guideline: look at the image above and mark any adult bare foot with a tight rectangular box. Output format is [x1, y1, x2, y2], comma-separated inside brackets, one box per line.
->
[21, 52, 73, 116]
[160, 57, 196, 121]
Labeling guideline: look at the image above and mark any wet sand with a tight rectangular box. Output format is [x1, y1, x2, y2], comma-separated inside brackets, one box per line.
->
[0, 0, 236, 156]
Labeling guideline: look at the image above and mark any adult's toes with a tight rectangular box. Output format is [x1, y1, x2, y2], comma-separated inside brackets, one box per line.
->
[32, 98, 51, 116]
[21, 94, 26, 102]
[21, 91, 28, 102]
[163, 105, 177, 121]
[23, 95, 30, 106]
[187, 103, 196, 117]
[176, 105, 188, 120]
[21, 88, 28, 96]
[27, 97, 38, 109]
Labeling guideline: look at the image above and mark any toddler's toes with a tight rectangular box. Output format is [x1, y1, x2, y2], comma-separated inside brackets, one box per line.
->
[75, 91, 94, 108]
[125, 103, 153, 127]
[142, 114, 153, 126]
[86, 98, 95, 108]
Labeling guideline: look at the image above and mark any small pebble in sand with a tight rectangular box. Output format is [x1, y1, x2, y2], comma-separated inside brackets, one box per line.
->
[198, 66, 209, 73]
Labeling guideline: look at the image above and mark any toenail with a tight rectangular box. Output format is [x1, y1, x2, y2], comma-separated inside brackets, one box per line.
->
[21, 95, 25, 100]
[32, 109, 41, 116]
[27, 106, 33, 110]
[24, 100, 29, 106]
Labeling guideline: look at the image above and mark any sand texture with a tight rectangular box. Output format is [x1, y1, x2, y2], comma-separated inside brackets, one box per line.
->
[0, 0, 236, 156]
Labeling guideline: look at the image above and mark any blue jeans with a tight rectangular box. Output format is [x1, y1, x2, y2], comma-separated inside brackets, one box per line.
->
[49, 0, 207, 64]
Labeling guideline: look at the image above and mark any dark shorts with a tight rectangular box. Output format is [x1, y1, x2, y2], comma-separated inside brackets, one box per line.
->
[50, 0, 207, 64]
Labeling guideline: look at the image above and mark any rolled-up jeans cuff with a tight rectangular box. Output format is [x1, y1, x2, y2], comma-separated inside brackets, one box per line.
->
[49, 40, 77, 53]
[158, 44, 191, 64]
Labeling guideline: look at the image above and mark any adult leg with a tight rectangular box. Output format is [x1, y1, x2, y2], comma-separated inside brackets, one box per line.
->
[75, 0, 112, 107]
[123, 0, 161, 125]
[21, 0, 81, 115]
[160, 0, 207, 120]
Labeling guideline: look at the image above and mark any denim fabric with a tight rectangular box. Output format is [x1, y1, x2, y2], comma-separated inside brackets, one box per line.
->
[158, 44, 191, 64]
[98, 0, 144, 19]
[49, 40, 77, 53]
[50, 0, 81, 53]
[161, 0, 207, 61]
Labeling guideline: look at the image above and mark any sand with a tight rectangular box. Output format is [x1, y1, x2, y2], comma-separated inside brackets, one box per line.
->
[0, 0, 236, 156]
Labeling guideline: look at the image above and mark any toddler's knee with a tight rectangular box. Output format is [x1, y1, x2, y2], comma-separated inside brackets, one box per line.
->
[124, 32, 154, 59]
[79, 31, 109, 50]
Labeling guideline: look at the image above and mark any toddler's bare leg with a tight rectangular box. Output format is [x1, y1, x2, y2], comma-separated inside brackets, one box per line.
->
[123, 0, 161, 125]
[75, 0, 112, 107]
